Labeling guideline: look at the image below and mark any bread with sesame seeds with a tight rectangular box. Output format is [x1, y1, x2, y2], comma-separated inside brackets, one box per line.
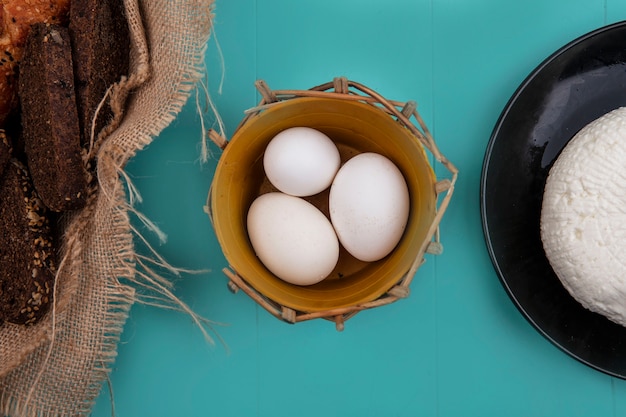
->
[0, 159, 55, 325]
[19, 22, 88, 212]
[0, 0, 72, 127]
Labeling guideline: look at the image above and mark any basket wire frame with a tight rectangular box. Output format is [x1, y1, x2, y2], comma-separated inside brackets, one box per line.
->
[208, 77, 458, 331]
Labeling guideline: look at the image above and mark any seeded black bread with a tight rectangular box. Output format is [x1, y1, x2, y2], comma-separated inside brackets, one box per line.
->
[69, 0, 130, 146]
[0, 159, 55, 325]
[19, 23, 88, 212]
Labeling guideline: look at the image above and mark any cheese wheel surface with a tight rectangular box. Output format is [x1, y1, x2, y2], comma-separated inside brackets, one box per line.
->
[541, 106, 626, 327]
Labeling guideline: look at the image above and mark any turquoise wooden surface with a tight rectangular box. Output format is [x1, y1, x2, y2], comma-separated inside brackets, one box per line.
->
[90, 1, 626, 416]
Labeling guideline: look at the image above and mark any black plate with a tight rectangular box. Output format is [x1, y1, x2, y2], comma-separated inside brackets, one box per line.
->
[481, 21, 626, 378]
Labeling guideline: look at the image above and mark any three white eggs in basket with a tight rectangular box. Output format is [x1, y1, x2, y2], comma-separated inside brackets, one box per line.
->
[246, 126, 410, 286]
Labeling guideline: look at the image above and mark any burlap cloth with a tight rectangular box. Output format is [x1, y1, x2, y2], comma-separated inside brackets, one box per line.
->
[0, 0, 215, 415]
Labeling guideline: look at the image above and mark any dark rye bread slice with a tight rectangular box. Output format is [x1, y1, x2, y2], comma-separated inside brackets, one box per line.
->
[69, 0, 130, 146]
[19, 23, 88, 212]
[0, 159, 55, 325]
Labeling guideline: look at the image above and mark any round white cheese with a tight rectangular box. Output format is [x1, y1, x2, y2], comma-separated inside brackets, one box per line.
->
[541, 106, 626, 327]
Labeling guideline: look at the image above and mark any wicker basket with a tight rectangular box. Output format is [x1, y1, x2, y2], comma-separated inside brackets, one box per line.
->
[207, 77, 457, 331]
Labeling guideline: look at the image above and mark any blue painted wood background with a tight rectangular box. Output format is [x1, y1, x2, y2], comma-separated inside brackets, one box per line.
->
[91, 1, 626, 416]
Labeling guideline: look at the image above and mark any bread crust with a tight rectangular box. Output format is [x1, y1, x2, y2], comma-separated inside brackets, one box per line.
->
[69, 0, 129, 146]
[0, 0, 71, 126]
[0, 158, 55, 325]
[0, 129, 9, 177]
[19, 22, 88, 212]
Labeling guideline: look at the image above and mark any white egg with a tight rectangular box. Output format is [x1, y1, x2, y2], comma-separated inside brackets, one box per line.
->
[247, 192, 339, 285]
[263, 127, 341, 197]
[329, 153, 410, 262]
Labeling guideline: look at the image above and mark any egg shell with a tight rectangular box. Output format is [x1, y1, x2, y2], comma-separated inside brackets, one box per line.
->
[263, 127, 341, 197]
[247, 192, 340, 286]
[329, 153, 410, 262]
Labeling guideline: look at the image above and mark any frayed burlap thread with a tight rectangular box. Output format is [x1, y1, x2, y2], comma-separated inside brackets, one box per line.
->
[0, 0, 215, 416]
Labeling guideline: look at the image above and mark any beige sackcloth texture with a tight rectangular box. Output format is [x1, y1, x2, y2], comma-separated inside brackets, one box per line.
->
[0, 0, 215, 415]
